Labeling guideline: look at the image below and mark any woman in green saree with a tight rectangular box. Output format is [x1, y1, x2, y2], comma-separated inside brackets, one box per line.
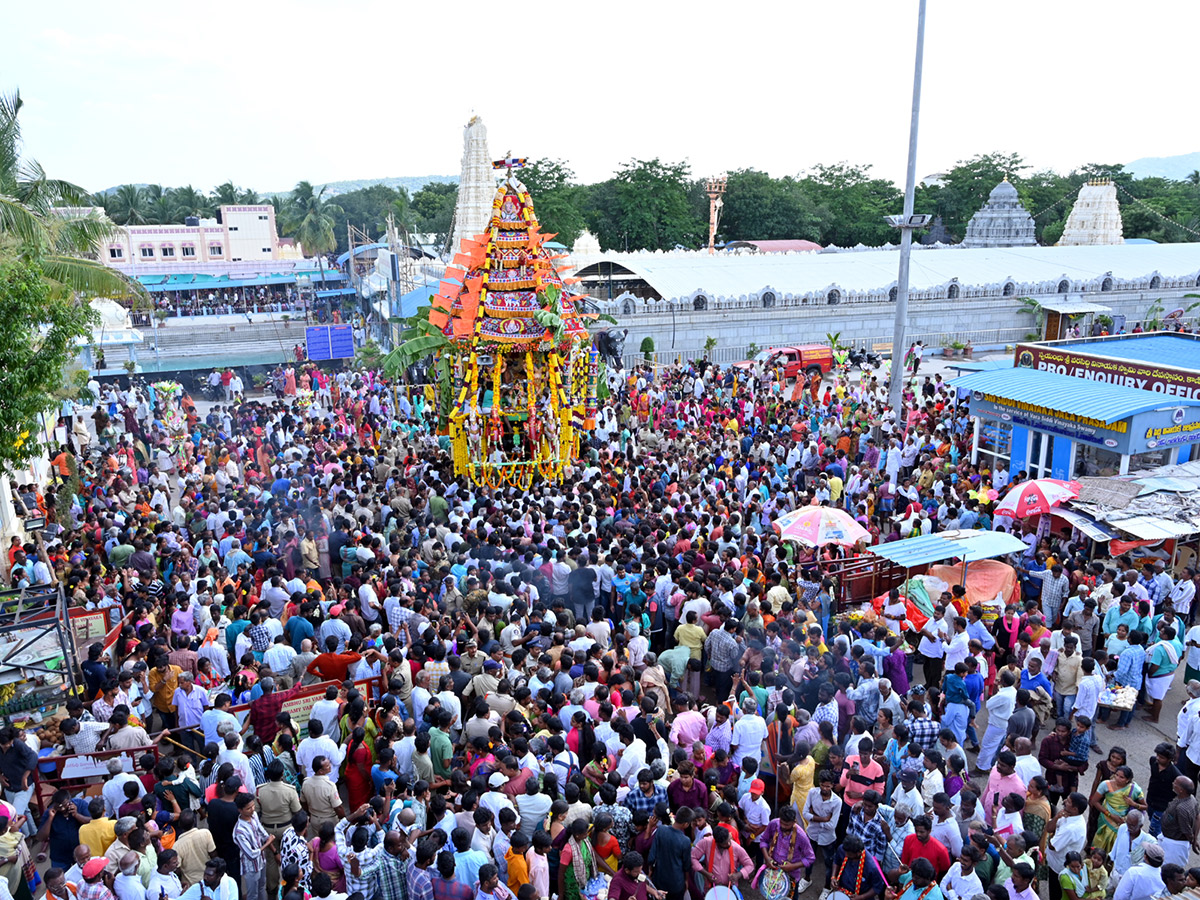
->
[559, 818, 598, 900]
[1088, 765, 1147, 852]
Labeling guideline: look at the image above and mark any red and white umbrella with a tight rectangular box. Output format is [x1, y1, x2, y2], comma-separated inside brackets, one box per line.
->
[994, 478, 1081, 518]
[773, 506, 870, 546]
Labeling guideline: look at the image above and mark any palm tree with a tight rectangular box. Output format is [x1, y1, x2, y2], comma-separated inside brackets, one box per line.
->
[137, 185, 175, 225]
[170, 185, 212, 219]
[285, 181, 343, 290]
[238, 188, 261, 205]
[0, 90, 137, 299]
[211, 180, 240, 206]
[109, 184, 148, 225]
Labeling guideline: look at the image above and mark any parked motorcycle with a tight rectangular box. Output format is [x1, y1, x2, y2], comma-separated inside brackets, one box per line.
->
[848, 347, 881, 371]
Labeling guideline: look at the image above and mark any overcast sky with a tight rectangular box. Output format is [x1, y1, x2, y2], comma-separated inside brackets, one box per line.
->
[5, 0, 1194, 195]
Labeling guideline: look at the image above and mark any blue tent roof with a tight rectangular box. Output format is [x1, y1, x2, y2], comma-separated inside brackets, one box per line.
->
[870, 531, 1028, 567]
[335, 243, 388, 267]
[954, 367, 1200, 424]
[137, 270, 342, 293]
[398, 282, 437, 319]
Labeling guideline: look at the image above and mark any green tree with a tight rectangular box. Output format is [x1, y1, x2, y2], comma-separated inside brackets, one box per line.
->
[800, 163, 903, 247]
[330, 184, 412, 253]
[0, 91, 134, 299]
[107, 184, 148, 225]
[718, 169, 824, 242]
[171, 185, 213, 219]
[521, 159, 586, 247]
[584, 158, 703, 251]
[211, 180, 241, 206]
[410, 182, 458, 249]
[919, 153, 1027, 240]
[0, 260, 97, 467]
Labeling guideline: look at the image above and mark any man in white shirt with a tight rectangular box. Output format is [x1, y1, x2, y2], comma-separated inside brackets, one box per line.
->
[308, 687, 342, 738]
[730, 697, 768, 770]
[940, 848, 984, 900]
[918, 607, 949, 686]
[943, 617, 971, 670]
[296, 719, 345, 783]
[1012, 737, 1042, 786]
[977, 671, 1018, 772]
[1113, 842, 1166, 900]
[217, 733, 255, 789]
[1170, 569, 1197, 623]
[1110, 810, 1157, 891]
[1046, 793, 1089, 893]
[1073, 658, 1105, 750]
[615, 731, 647, 789]
[101, 759, 145, 818]
[737, 779, 771, 836]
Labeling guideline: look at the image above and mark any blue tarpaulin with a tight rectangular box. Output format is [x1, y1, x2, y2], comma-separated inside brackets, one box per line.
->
[870, 531, 1027, 567]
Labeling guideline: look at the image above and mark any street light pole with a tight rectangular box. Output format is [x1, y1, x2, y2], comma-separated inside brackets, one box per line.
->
[887, 0, 928, 415]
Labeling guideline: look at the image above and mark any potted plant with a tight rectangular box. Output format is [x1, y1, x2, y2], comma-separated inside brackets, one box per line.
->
[703, 336, 718, 360]
[950, 340, 966, 358]
[153, 309, 169, 327]
[281, 314, 291, 328]
[640, 336, 655, 363]
[122, 360, 137, 376]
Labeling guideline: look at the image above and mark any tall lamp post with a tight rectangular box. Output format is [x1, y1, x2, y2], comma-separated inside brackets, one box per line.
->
[887, 0, 931, 414]
[706, 175, 727, 254]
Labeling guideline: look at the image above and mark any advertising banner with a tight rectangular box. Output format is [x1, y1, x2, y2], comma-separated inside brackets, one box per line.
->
[970, 391, 1129, 450]
[1014, 343, 1200, 400]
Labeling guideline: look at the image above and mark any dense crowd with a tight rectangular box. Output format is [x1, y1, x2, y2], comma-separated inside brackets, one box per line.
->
[1, 354, 1199, 900]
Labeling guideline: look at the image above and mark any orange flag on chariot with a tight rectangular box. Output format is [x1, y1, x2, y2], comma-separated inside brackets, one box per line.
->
[464, 275, 484, 298]
[452, 316, 474, 337]
[431, 294, 451, 311]
[438, 280, 462, 299]
[458, 292, 480, 319]
[429, 309, 449, 329]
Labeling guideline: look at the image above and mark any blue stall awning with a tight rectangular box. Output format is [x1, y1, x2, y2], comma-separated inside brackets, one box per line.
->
[398, 282, 438, 319]
[316, 287, 356, 298]
[954, 367, 1200, 424]
[870, 531, 1028, 568]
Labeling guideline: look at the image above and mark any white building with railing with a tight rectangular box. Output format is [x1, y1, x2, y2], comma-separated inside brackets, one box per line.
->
[574, 241, 1200, 366]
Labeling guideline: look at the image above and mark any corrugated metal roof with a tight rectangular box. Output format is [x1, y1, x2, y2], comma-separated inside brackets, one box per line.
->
[947, 359, 1012, 373]
[1053, 509, 1119, 542]
[870, 531, 1027, 567]
[954, 367, 1200, 424]
[582, 242, 1200, 301]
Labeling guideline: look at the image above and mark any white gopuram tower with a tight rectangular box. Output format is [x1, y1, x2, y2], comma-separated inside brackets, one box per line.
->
[448, 116, 495, 258]
[1058, 180, 1124, 246]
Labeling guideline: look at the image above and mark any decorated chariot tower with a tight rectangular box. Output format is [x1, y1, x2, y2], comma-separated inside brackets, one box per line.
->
[429, 159, 597, 488]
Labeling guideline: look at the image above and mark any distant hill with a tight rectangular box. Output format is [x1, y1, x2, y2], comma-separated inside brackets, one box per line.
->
[1126, 152, 1200, 181]
[308, 175, 458, 197]
[96, 175, 459, 199]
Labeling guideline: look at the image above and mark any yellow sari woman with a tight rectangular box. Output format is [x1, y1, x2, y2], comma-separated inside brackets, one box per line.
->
[1089, 766, 1146, 852]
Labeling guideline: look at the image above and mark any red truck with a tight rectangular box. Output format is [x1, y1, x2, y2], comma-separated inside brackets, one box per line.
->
[733, 344, 833, 379]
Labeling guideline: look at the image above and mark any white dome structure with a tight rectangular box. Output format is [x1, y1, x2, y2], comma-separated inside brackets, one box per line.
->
[961, 179, 1037, 248]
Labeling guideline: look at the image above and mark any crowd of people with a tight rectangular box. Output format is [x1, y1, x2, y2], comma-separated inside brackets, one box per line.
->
[1, 352, 1199, 900]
